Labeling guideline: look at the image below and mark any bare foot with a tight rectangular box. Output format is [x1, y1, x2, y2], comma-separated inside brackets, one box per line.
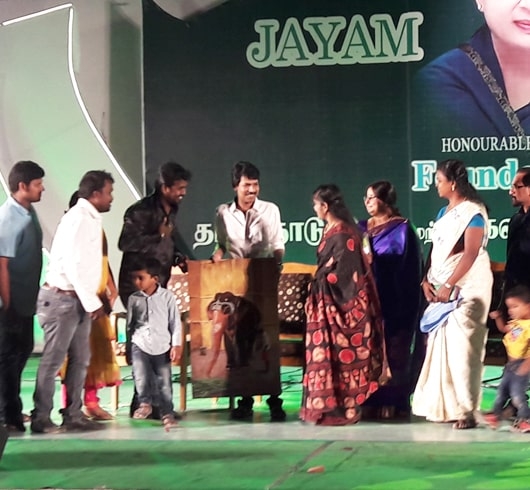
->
[162, 414, 178, 432]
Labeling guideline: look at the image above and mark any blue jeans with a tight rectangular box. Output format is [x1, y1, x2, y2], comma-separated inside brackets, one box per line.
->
[131, 344, 174, 417]
[493, 359, 530, 420]
[32, 288, 91, 421]
[0, 308, 34, 426]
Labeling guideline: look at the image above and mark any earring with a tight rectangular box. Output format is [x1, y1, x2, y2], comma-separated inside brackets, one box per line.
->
[451, 185, 455, 192]
[477, 3, 483, 11]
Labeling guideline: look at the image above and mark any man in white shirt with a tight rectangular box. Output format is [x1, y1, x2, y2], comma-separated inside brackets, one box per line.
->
[31, 171, 114, 434]
[212, 161, 286, 421]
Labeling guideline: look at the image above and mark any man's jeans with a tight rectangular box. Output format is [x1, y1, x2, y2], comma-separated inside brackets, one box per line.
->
[132, 344, 174, 417]
[32, 288, 91, 421]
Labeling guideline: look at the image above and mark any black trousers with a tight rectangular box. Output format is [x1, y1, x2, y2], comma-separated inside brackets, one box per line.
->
[0, 308, 34, 426]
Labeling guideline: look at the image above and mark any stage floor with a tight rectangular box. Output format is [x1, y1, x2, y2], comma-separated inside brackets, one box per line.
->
[1, 357, 529, 489]
[7, 357, 519, 442]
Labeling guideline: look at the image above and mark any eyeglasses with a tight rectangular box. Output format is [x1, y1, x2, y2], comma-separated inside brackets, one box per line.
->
[364, 195, 377, 202]
[511, 184, 526, 190]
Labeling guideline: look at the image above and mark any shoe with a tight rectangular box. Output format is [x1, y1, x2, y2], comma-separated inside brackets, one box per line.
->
[3, 423, 25, 433]
[4, 416, 26, 433]
[482, 412, 500, 430]
[162, 414, 178, 431]
[62, 415, 105, 432]
[85, 405, 114, 421]
[133, 403, 153, 420]
[230, 398, 254, 421]
[515, 419, 530, 433]
[267, 397, 286, 422]
[30, 418, 65, 434]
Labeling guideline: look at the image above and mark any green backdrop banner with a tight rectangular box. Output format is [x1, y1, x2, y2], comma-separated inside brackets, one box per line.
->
[143, 0, 522, 263]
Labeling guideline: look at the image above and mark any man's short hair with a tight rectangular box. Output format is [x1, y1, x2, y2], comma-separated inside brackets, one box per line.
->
[130, 256, 161, 278]
[8, 160, 45, 193]
[77, 171, 114, 199]
[154, 161, 192, 193]
[518, 167, 530, 187]
[231, 161, 260, 187]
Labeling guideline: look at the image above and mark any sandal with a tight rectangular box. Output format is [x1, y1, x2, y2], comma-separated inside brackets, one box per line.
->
[132, 403, 152, 419]
[86, 405, 114, 421]
[453, 417, 477, 430]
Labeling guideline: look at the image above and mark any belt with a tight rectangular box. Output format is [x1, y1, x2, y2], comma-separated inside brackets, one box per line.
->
[42, 283, 78, 299]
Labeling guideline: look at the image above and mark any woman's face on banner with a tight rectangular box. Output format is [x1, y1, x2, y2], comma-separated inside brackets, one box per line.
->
[480, 0, 530, 51]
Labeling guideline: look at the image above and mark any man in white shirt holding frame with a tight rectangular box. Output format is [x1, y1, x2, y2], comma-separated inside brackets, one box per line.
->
[212, 161, 286, 421]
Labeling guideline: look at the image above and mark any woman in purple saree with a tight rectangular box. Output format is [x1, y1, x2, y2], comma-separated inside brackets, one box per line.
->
[358, 181, 423, 420]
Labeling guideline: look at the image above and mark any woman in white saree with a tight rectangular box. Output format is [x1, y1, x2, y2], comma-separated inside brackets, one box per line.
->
[412, 159, 493, 429]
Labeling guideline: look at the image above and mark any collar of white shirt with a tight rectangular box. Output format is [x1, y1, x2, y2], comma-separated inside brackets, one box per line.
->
[76, 197, 101, 220]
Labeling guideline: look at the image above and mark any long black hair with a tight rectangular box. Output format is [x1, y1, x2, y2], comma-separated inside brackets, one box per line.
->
[312, 184, 355, 228]
[437, 159, 486, 206]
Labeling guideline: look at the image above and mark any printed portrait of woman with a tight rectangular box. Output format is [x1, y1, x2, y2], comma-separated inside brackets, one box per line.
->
[415, 1, 530, 138]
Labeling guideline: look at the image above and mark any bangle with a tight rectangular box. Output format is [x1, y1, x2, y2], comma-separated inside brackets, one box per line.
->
[444, 282, 453, 290]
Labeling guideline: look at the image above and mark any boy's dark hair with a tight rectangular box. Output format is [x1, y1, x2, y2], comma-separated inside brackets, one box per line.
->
[130, 256, 161, 278]
[78, 170, 114, 199]
[231, 161, 260, 187]
[8, 160, 45, 193]
[505, 284, 530, 304]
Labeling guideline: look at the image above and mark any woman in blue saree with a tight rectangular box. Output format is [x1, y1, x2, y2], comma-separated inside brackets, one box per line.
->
[358, 181, 423, 419]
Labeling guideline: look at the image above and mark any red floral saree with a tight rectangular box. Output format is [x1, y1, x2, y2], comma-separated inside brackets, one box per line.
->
[300, 222, 389, 425]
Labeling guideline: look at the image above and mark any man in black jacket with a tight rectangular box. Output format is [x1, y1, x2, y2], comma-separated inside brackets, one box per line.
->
[118, 161, 191, 418]
[118, 162, 191, 306]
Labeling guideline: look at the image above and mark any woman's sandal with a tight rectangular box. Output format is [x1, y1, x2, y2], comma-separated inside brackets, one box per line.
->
[86, 405, 114, 421]
[133, 403, 152, 419]
[453, 417, 477, 430]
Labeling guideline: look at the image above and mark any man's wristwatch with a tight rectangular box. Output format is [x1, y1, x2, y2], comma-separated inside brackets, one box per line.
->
[444, 282, 453, 290]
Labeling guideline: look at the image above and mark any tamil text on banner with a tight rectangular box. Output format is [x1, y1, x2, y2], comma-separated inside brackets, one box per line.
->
[143, 0, 522, 264]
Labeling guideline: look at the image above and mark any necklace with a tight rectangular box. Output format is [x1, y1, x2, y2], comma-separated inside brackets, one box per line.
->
[368, 215, 395, 229]
[446, 199, 466, 212]
[324, 220, 340, 233]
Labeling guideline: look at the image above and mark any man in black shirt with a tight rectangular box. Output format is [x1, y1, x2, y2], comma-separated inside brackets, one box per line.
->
[118, 162, 191, 306]
[505, 168, 530, 292]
